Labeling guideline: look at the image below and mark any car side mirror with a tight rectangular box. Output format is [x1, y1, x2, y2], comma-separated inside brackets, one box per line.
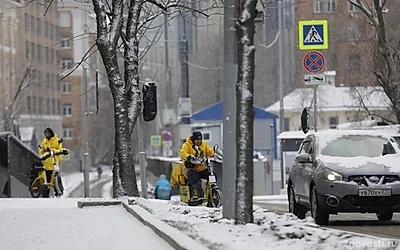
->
[295, 153, 312, 163]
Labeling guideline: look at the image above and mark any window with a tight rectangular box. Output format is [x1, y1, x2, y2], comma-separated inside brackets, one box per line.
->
[348, 53, 360, 71]
[313, 0, 336, 13]
[59, 12, 71, 27]
[284, 118, 290, 131]
[63, 127, 73, 139]
[61, 60, 73, 69]
[348, 23, 360, 42]
[203, 132, 211, 141]
[25, 41, 30, 59]
[31, 43, 36, 59]
[27, 96, 31, 112]
[37, 45, 41, 62]
[45, 22, 48, 37]
[50, 24, 53, 40]
[57, 100, 61, 114]
[25, 14, 29, 31]
[52, 99, 56, 114]
[38, 97, 43, 114]
[32, 96, 37, 114]
[62, 81, 72, 93]
[61, 38, 70, 49]
[348, 1, 359, 12]
[329, 116, 338, 129]
[46, 73, 51, 86]
[30, 16, 35, 34]
[46, 98, 50, 114]
[45, 47, 49, 62]
[63, 104, 72, 116]
[36, 18, 41, 35]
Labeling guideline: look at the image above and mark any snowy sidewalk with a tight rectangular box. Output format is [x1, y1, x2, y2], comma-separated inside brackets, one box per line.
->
[0, 199, 174, 250]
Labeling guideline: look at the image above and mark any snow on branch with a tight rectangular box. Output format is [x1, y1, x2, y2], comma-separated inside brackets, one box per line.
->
[59, 43, 97, 81]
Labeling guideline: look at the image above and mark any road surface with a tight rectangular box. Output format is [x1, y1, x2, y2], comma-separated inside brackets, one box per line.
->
[255, 202, 400, 239]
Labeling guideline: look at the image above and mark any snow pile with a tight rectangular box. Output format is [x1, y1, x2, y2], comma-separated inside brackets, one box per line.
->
[0, 198, 173, 250]
[133, 198, 399, 250]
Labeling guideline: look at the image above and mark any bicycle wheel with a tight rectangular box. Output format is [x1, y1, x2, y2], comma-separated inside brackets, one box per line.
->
[211, 188, 223, 208]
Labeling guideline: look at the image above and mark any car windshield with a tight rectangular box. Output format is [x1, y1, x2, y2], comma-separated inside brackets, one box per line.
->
[320, 135, 390, 157]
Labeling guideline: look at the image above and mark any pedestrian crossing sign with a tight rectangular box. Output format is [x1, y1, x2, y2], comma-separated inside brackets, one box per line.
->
[298, 20, 328, 50]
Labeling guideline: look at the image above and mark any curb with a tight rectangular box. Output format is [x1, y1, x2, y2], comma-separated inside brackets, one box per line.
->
[77, 200, 122, 208]
[121, 199, 210, 250]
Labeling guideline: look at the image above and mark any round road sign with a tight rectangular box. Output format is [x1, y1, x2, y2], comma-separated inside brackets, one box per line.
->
[303, 51, 325, 73]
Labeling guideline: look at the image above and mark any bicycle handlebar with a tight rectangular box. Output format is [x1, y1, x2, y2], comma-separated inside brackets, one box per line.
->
[40, 149, 69, 161]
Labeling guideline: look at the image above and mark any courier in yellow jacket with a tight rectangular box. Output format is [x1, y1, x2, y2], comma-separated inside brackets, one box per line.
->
[39, 127, 63, 171]
[179, 131, 215, 200]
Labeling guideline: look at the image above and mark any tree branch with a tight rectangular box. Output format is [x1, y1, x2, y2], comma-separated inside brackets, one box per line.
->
[59, 43, 96, 81]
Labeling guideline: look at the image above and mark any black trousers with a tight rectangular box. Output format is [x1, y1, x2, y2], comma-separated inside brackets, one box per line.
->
[186, 169, 217, 185]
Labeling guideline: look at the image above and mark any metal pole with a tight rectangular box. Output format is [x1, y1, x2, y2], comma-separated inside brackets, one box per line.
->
[164, 13, 172, 109]
[137, 111, 148, 198]
[270, 123, 274, 195]
[278, 0, 285, 189]
[180, 17, 190, 124]
[222, 0, 237, 219]
[314, 85, 318, 132]
[82, 65, 90, 197]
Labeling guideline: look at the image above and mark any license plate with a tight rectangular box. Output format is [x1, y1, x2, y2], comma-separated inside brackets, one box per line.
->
[358, 188, 392, 196]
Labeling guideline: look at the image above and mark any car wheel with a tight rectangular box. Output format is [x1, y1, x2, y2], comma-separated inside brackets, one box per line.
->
[377, 211, 393, 221]
[288, 185, 307, 219]
[310, 186, 329, 225]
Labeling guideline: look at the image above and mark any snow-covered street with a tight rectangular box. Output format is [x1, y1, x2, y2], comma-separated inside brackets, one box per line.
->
[131, 198, 400, 250]
[0, 199, 174, 250]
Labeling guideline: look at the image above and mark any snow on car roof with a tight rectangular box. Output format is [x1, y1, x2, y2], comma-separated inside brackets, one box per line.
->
[312, 129, 394, 152]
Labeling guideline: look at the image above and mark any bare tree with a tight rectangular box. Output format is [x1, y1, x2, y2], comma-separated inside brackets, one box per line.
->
[235, 0, 257, 225]
[90, 0, 210, 197]
[349, 0, 400, 123]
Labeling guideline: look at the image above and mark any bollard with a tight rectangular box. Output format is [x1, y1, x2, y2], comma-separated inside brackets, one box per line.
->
[139, 151, 147, 198]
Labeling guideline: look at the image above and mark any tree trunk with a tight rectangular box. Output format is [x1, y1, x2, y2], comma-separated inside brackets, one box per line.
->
[235, 0, 257, 225]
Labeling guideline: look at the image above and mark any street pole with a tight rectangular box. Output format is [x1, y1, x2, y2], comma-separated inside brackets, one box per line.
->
[164, 13, 172, 109]
[278, 0, 285, 189]
[137, 113, 147, 198]
[222, 0, 237, 219]
[314, 86, 318, 132]
[270, 123, 274, 195]
[82, 65, 90, 197]
[180, 17, 190, 124]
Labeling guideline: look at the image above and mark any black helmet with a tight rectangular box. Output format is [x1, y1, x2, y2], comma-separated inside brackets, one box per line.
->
[191, 131, 202, 140]
[44, 127, 54, 139]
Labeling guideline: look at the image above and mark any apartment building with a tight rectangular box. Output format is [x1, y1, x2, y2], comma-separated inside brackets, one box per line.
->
[57, 0, 99, 168]
[295, 0, 378, 87]
[0, 1, 63, 144]
[0, 1, 20, 132]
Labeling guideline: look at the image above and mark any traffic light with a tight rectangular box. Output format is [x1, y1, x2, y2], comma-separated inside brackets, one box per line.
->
[142, 81, 157, 122]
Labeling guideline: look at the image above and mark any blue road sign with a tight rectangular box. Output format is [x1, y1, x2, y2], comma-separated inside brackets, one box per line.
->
[298, 20, 328, 50]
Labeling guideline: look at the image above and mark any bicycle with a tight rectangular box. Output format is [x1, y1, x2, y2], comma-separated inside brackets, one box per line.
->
[29, 147, 69, 198]
[173, 145, 223, 208]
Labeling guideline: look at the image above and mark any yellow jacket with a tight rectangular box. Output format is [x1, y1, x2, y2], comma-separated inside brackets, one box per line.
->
[180, 136, 214, 172]
[39, 135, 63, 171]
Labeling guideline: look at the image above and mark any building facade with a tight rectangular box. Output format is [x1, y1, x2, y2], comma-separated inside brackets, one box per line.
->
[0, 1, 63, 144]
[57, 0, 99, 170]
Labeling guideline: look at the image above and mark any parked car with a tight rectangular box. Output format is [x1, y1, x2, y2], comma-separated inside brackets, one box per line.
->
[287, 129, 400, 225]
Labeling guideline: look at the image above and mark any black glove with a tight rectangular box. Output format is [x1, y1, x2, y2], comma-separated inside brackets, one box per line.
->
[62, 149, 69, 155]
[187, 155, 195, 162]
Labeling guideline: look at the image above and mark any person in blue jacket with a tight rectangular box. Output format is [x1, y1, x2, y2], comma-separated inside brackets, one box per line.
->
[154, 174, 172, 200]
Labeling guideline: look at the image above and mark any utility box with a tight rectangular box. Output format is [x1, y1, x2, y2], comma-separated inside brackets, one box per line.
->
[178, 98, 192, 117]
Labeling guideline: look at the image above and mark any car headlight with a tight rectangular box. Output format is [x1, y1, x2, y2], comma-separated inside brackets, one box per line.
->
[322, 169, 343, 182]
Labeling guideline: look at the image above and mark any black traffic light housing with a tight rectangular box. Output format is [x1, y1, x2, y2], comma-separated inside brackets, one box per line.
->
[301, 107, 310, 134]
[142, 81, 157, 122]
